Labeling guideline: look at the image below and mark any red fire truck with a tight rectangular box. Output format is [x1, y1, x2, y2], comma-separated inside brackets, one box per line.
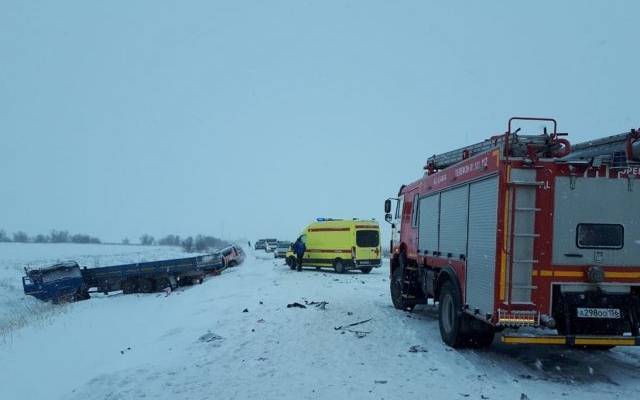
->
[384, 117, 640, 348]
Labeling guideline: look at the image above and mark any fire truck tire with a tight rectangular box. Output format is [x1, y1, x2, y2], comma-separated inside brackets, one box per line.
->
[438, 281, 466, 348]
[465, 323, 495, 348]
[334, 260, 346, 274]
[360, 266, 373, 274]
[390, 267, 415, 311]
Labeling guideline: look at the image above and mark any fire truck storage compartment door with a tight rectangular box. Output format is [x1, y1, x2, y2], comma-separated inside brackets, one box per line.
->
[552, 176, 640, 266]
[418, 193, 440, 254]
[466, 176, 499, 316]
[439, 185, 469, 258]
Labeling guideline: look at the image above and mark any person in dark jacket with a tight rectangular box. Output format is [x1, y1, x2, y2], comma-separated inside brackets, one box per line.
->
[292, 235, 306, 272]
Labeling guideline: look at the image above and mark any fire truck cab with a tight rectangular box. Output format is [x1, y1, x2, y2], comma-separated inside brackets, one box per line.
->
[385, 117, 640, 348]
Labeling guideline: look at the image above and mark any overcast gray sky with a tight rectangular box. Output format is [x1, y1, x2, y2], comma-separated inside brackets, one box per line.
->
[1, 1, 638, 243]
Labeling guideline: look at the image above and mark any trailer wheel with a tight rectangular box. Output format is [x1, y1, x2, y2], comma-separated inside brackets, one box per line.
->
[138, 278, 154, 293]
[438, 281, 466, 348]
[390, 267, 414, 311]
[157, 277, 172, 291]
[122, 279, 137, 294]
[334, 259, 346, 274]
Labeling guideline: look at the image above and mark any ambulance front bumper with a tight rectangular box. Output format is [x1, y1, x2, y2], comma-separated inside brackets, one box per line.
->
[352, 259, 382, 268]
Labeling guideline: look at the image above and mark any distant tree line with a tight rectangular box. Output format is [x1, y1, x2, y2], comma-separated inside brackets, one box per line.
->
[0, 229, 101, 244]
[0, 228, 228, 252]
[135, 233, 229, 253]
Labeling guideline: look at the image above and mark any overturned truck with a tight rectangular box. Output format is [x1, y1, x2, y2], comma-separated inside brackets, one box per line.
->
[385, 117, 640, 348]
[22, 253, 228, 303]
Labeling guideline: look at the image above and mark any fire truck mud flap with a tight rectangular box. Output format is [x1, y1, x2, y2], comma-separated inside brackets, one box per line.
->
[501, 334, 640, 346]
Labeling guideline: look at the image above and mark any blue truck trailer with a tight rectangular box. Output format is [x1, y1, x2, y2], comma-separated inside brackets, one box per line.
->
[22, 253, 227, 303]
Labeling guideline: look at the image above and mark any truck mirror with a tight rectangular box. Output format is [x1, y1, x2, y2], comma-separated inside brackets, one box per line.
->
[385, 213, 392, 223]
[384, 199, 391, 214]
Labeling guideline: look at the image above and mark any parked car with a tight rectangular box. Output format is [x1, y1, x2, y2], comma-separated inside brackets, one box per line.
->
[256, 238, 277, 251]
[274, 241, 291, 258]
[264, 239, 278, 252]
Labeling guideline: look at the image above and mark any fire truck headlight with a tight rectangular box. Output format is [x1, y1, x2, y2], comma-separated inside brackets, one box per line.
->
[587, 265, 605, 284]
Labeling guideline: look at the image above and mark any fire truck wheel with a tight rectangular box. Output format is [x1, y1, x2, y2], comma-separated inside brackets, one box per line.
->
[390, 267, 415, 311]
[334, 260, 346, 274]
[438, 281, 466, 348]
[360, 266, 372, 274]
[465, 324, 495, 348]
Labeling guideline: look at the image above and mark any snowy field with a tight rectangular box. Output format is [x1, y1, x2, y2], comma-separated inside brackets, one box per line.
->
[1, 244, 640, 400]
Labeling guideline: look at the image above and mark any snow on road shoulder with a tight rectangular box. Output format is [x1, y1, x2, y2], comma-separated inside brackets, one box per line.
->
[1, 247, 640, 400]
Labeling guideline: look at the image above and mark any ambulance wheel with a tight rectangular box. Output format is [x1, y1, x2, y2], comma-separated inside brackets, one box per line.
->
[438, 280, 466, 348]
[390, 267, 414, 311]
[334, 260, 346, 274]
[360, 266, 372, 274]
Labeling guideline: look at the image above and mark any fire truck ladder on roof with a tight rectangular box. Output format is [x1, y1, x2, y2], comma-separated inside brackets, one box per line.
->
[424, 117, 568, 174]
[560, 128, 640, 167]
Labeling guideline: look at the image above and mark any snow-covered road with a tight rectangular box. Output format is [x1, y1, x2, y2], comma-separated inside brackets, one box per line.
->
[1, 244, 639, 400]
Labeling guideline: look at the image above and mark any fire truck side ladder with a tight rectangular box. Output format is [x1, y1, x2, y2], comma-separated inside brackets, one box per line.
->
[504, 169, 542, 307]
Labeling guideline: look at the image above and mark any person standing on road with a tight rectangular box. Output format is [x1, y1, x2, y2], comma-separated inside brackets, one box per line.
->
[293, 235, 306, 272]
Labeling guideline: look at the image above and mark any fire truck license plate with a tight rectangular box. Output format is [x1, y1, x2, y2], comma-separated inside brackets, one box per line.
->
[577, 308, 621, 319]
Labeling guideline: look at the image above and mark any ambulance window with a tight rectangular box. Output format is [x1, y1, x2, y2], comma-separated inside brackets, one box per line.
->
[356, 230, 379, 247]
[411, 193, 419, 228]
[576, 224, 624, 249]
